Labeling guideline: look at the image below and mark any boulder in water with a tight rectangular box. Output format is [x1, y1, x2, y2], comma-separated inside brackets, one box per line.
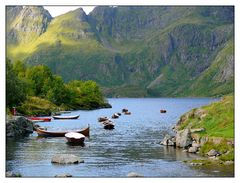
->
[51, 154, 84, 164]
[127, 172, 143, 177]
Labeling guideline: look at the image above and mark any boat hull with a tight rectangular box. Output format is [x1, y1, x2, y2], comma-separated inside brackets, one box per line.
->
[27, 117, 51, 122]
[52, 115, 79, 120]
[36, 126, 89, 137]
[65, 137, 85, 144]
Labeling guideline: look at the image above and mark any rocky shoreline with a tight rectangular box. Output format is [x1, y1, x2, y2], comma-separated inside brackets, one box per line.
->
[160, 108, 234, 166]
[6, 116, 35, 138]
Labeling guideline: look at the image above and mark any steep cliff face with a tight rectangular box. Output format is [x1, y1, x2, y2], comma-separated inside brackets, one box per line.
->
[7, 6, 52, 44]
[6, 6, 234, 97]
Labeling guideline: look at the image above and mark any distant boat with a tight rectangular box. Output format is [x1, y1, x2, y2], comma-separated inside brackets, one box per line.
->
[160, 110, 167, 113]
[124, 111, 131, 115]
[98, 116, 109, 122]
[112, 113, 119, 119]
[104, 123, 115, 130]
[65, 132, 85, 144]
[102, 120, 115, 130]
[52, 115, 79, 120]
[59, 111, 71, 114]
[27, 117, 51, 122]
[36, 126, 89, 137]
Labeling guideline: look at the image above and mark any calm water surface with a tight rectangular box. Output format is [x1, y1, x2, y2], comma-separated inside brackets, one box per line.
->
[6, 98, 233, 177]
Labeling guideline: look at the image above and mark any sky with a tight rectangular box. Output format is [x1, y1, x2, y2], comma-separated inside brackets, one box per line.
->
[44, 6, 96, 17]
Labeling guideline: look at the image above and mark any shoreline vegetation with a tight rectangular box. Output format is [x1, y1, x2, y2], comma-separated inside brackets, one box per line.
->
[161, 95, 234, 167]
[6, 59, 111, 116]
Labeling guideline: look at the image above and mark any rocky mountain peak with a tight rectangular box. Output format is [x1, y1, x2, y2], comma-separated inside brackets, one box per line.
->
[7, 6, 52, 44]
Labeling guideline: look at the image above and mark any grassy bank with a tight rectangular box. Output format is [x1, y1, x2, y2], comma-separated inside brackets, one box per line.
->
[177, 95, 234, 162]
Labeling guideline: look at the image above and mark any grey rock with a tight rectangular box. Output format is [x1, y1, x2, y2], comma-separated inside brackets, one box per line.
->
[190, 128, 205, 133]
[192, 142, 201, 148]
[6, 116, 34, 138]
[6, 171, 22, 177]
[189, 162, 203, 166]
[224, 161, 234, 165]
[207, 149, 220, 157]
[55, 173, 73, 177]
[208, 156, 219, 161]
[51, 154, 84, 164]
[176, 128, 192, 148]
[188, 146, 198, 153]
[127, 172, 143, 177]
[160, 134, 175, 146]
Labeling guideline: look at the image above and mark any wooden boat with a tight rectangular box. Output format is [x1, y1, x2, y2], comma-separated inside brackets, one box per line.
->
[27, 117, 51, 122]
[52, 115, 79, 120]
[59, 111, 71, 114]
[104, 123, 115, 130]
[111, 113, 119, 119]
[160, 110, 167, 113]
[36, 126, 89, 137]
[102, 120, 115, 130]
[122, 108, 128, 113]
[124, 111, 131, 115]
[65, 132, 85, 144]
[98, 116, 109, 122]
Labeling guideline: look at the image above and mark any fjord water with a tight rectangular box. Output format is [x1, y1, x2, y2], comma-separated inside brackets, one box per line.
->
[6, 98, 232, 177]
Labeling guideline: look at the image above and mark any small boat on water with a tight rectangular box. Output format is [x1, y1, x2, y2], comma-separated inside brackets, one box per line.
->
[36, 126, 89, 137]
[65, 132, 85, 145]
[160, 110, 167, 113]
[27, 117, 51, 122]
[52, 115, 79, 120]
[122, 108, 128, 113]
[98, 116, 109, 122]
[124, 111, 131, 115]
[103, 123, 115, 130]
[59, 111, 71, 114]
[102, 120, 115, 130]
[112, 113, 119, 119]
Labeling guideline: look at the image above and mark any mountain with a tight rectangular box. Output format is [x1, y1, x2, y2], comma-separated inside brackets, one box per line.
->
[6, 6, 234, 97]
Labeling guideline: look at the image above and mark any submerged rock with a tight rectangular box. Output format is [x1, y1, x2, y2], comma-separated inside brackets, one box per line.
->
[127, 172, 144, 177]
[55, 173, 73, 177]
[51, 154, 84, 164]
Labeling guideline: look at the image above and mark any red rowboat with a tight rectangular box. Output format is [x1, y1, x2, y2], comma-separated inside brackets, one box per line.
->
[36, 126, 89, 137]
[27, 117, 51, 122]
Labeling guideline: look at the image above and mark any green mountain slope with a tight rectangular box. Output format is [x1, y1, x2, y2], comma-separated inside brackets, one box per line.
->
[6, 6, 234, 97]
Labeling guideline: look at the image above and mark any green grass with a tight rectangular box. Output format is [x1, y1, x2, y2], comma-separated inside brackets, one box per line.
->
[178, 95, 234, 138]
[17, 96, 61, 116]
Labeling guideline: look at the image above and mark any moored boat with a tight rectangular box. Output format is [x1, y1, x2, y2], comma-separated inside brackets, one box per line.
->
[27, 117, 52, 122]
[111, 113, 119, 119]
[160, 110, 167, 113]
[98, 116, 109, 122]
[36, 126, 89, 137]
[124, 111, 131, 115]
[102, 120, 115, 130]
[65, 132, 85, 144]
[52, 115, 79, 120]
[59, 111, 71, 114]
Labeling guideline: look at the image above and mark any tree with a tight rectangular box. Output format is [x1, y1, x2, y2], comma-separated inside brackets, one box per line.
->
[6, 59, 27, 107]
